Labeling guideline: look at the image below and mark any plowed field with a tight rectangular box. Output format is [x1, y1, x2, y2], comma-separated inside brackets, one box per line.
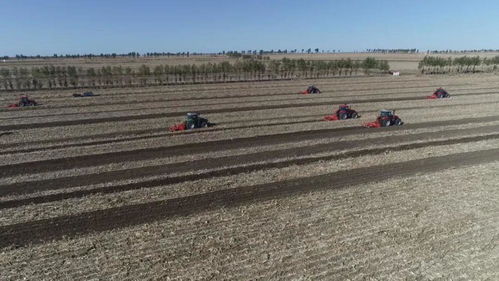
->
[1, 74, 498, 280]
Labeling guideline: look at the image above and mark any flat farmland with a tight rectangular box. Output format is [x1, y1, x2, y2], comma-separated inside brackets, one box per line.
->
[6, 52, 499, 73]
[0, 73, 498, 280]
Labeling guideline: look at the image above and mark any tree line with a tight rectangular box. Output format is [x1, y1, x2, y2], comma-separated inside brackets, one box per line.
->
[427, 49, 499, 54]
[5, 49, 499, 61]
[418, 55, 499, 74]
[2, 49, 328, 61]
[0, 57, 389, 91]
[4, 52, 205, 60]
[366, 49, 419, 53]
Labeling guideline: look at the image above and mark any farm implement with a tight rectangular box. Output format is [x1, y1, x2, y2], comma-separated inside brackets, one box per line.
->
[300, 85, 321, 94]
[169, 112, 214, 132]
[323, 104, 359, 121]
[73, 91, 97, 98]
[7, 96, 38, 108]
[427, 88, 450, 99]
[363, 110, 403, 128]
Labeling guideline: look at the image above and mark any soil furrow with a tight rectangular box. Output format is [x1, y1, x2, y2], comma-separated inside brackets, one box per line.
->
[0, 148, 497, 249]
[3, 100, 499, 155]
[1, 90, 496, 131]
[0, 84, 484, 122]
[2, 131, 498, 207]
[0, 82, 473, 116]
[1, 115, 499, 178]
[0, 77, 432, 104]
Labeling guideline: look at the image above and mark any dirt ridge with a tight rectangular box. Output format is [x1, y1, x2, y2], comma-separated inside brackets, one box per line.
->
[0, 82, 473, 113]
[1, 148, 498, 249]
[3, 100, 499, 156]
[2, 123, 499, 197]
[2, 115, 499, 178]
[1, 90, 497, 131]
[0, 116, 499, 177]
[2, 131, 499, 208]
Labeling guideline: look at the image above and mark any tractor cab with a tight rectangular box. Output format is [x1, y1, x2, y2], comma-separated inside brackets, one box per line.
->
[307, 85, 320, 94]
[185, 112, 202, 128]
[339, 104, 350, 111]
[301, 85, 321, 94]
[20, 96, 30, 106]
[379, 110, 394, 118]
[186, 112, 198, 120]
[435, 88, 449, 94]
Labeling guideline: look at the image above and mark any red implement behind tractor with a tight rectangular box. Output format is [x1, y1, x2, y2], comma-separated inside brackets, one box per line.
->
[323, 104, 359, 121]
[169, 113, 214, 132]
[300, 85, 321, 94]
[427, 88, 450, 99]
[363, 110, 403, 128]
[169, 122, 187, 131]
[7, 96, 38, 108]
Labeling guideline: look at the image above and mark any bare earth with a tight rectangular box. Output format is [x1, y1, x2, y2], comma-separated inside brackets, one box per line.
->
[0, 72, 498, 280]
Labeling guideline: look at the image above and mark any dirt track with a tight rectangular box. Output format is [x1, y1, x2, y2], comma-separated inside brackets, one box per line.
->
[1, 74, 498, 280]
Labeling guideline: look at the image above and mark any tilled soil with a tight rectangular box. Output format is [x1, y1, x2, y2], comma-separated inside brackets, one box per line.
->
[0, 74, 498, 280]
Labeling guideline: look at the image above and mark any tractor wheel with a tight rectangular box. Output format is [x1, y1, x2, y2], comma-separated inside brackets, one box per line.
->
[340, 113, 348, 120]
[201, 122, 209, 128]
[189, 123, 196, 129]
[381, 119, 390, 127]
[351, 112, 358, 119]
[394, 119, 402, 126]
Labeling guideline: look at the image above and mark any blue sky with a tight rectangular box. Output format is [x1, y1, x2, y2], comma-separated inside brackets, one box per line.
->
[1, 0, 499, 56]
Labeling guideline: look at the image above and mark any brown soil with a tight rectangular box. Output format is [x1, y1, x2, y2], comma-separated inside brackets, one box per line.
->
[1, 73, 498, 280]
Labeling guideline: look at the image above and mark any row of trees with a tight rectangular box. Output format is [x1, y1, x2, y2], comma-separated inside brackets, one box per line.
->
[6, 49, 499, 61]
[2, 49, 326, 60]
[6, 52, 204, 60]
[418, 55, 499, 73]
[7, 48, 414, 61]
[366, 49, 419, 53]
[428, 49, 499, 54]
[0, 57, 389, 91]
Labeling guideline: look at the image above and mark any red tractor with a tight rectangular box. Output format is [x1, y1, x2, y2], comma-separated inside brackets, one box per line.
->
[363, 110, 403, 128]
[300, 85, 321, 94]
[7, 96, 38, 108]
[169, 112, 214, 132]
[323, 104, 359, 121]
[427, 88, 450, 99]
